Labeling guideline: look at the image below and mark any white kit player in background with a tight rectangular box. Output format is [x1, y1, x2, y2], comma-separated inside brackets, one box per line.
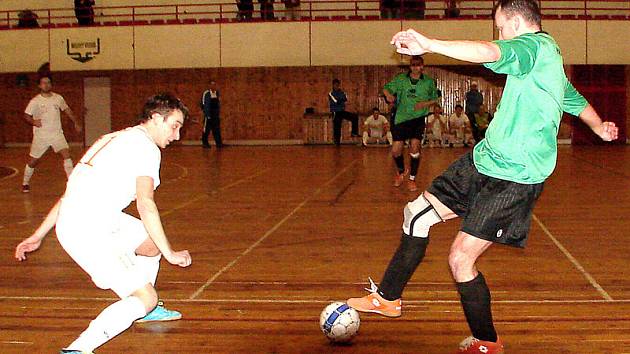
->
[425, 105, 448, 147]
[22, 76, 82, 193]
[448, 104, 474, 146]
[362, 108, 393, 146]
[15, 93, 192, 354]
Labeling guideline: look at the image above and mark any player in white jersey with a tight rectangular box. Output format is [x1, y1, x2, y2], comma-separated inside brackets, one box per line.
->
[448, 104, 474, 146]
[362, 107, 393, 146]
[22, 76, 82, 193]
[15, 93, 192, 354]
[425, 105, 448, 147]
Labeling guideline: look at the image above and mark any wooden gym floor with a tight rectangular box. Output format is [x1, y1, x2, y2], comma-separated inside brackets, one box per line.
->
[1, 144, 630, 353]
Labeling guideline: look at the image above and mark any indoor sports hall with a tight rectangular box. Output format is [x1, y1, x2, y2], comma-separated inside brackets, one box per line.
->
[1, 1, 630, 353]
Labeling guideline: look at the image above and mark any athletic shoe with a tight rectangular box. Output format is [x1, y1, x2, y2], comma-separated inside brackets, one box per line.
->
[136, 301, 182, 323]
[346, 277, 402, 318]
[407, 179, 418, 192]
[456, 336, 504, 354]
[393, 169, 408, 187]
[21, 184, 30, 193]
[60, 350, 94, 354]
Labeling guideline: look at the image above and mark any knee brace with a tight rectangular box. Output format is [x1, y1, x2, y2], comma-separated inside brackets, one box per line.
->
[402, 194, 442, 238]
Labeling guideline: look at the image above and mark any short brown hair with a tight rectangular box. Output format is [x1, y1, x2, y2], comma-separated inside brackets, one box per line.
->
[494, 0, 541, 27]
[138, 93, 189, 123]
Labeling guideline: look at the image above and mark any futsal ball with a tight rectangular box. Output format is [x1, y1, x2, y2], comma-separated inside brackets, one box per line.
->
[319, 302, 361, 343]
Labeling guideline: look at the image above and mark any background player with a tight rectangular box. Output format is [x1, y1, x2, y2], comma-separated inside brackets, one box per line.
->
[362, 107, 393, 146]
[383, 55, 439, 192]
[347, 1, 619, 353]
[15, 93, 192, 354]
[22, 76, 81, 192]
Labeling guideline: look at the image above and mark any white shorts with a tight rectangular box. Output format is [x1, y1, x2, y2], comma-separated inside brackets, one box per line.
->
[30, 133, 69, 158]
[56, 210, 151, 298]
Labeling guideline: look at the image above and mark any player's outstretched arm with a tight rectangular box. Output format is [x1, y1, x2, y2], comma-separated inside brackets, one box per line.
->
[63, 107, 82, 133]
[136, 176, 192, 268]
[578, 104, 618, 142]
[391, 29, 501, 64]
[15, 199, 62, 261]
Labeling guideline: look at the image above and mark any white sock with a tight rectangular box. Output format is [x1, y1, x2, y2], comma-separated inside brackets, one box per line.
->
[135, 255, 161, 286]
[66, 296, 146, 352]
[63, 159, 74, 178]
[22, 165, 34, 185]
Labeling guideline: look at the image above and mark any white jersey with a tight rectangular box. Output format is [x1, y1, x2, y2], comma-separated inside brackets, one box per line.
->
[427, 113, 448, 134]
[60, 126, 161, 223]
[24, 93, 68, 137]
[449, 113, 468, 130]
[364, 114, 389, 137]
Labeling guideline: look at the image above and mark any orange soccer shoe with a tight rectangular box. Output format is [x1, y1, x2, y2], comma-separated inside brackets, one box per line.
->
[456, 336, 504, 354]
[406, 179, 418, 192]
[394, 169, 409, 187]
[346, 278, 402, 318]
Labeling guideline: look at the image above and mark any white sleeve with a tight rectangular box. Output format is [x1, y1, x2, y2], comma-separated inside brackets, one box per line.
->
[57, 94, 69, 111]
[24, 98, 36, 116]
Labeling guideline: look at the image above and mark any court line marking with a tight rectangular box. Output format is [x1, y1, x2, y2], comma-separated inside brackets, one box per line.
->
[1, 341, 33, 345]
[161, 168, 269, 218]
[161, 161, 189, 185]
[188, 159, 359, 300]
[2, 295, 629, 305]
[532, 213, 613, 301]
[0, 166, 18, 182]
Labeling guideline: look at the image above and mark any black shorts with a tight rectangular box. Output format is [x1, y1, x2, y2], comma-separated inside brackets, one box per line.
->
[427, 152, 544, 248]
[392, 116, 426, 141]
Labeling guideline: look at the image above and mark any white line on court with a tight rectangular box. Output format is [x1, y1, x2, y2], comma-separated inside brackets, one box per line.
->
[532, 214, 613, 301]
[2, 295, 630, 305]
[1, 341, 33, 345]
[188, 159, 359, 300]
[162, 161, 189, 184]
[161, 168, 269, 217]
[0, 166, 19, 182]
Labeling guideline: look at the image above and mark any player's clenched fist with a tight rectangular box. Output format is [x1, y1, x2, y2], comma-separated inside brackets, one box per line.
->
[166, 250, 192, 267]
[391, 29, 432, 56]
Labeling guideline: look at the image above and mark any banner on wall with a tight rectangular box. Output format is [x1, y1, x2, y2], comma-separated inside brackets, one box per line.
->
[66, 38, 101, 63]
[50, 27, 134, 71]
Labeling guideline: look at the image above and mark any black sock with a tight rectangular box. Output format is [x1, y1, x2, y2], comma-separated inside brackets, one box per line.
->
[378, 233, 429, 300]
[456, 273, 497, 343]
[410, 155, 420, 178]
[393, 155, 405, 174]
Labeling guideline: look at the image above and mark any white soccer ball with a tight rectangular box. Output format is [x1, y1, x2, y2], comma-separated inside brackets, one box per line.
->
[319, 302, 361, 343]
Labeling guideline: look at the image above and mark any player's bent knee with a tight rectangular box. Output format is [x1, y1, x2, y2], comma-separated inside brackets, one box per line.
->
[132, 284, 158, 313]
[448, 249, 475, 277]
[402, 194, 442, 238]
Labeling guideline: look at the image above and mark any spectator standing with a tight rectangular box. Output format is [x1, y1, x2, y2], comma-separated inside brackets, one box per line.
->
[328, 79, 359, 145]
[200, 80, 223, 148]
[465, 80, 484, 142]
[75, 0, 95, 26]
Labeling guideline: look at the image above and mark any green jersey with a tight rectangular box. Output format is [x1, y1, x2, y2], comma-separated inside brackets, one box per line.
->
[474, 32, 588, 184]
[384, 73, 438, 125]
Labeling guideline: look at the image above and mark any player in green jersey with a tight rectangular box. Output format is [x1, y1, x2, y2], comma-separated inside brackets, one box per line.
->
[384, 55, 439, 192]
[347, 1, 618, 353]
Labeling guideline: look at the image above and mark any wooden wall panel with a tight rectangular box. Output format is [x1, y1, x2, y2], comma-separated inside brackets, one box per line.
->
[0, 65, 625, 146]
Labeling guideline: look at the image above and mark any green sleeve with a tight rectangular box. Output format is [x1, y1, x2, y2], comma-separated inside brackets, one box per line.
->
[563, 81, 588, 116]
[430, 79, 438, 100]
[384, 75, 400, 96]
[483, 35, 539, 76]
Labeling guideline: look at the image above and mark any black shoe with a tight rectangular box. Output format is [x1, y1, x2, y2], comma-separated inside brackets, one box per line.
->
[202, 143, 211, 149]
